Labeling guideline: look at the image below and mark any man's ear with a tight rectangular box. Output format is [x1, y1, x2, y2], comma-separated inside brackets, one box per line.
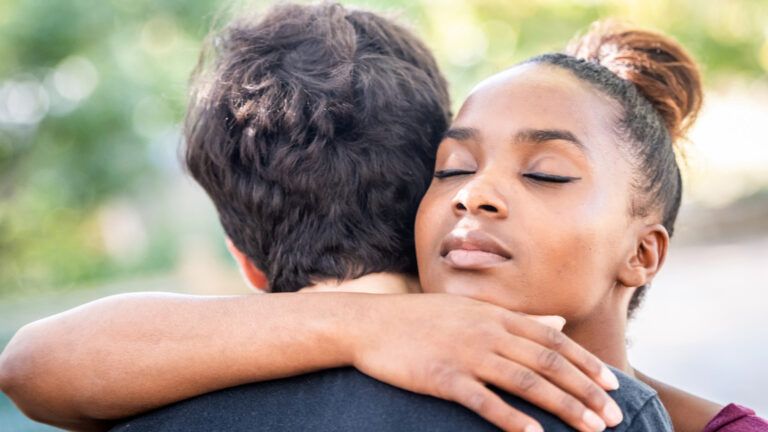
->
[617, 224, 669, 288]
[225, 238, 269, 291]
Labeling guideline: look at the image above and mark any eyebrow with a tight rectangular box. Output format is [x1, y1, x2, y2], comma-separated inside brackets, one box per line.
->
[444, 126, 587, 154]
[443, 127, 480, 141]
[512, 128, 587, 153]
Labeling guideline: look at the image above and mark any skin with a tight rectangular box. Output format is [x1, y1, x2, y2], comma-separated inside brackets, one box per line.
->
[416, 63, 666, 369]
[0, 63, 725, 432]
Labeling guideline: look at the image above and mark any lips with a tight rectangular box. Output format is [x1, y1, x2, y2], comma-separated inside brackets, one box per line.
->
[440, 229, 512, 270]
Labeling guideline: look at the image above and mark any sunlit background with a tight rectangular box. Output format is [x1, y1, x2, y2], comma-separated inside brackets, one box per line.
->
[1, 0, 767, 429]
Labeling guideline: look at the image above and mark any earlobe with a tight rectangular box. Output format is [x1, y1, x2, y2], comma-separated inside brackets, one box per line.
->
[226, 238, 269, 291]
[617, 224, 669, 288]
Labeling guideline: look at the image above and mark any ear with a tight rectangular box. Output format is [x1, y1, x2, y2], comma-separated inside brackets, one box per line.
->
[225, 238, 269, 291]
[617, 224, 669, 288]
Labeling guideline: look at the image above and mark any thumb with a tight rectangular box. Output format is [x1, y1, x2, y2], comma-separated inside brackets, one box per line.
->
[525, 314, 566, 331]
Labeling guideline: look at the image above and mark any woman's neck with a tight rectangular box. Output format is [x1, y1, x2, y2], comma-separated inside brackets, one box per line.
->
[563, 287, 633, 374]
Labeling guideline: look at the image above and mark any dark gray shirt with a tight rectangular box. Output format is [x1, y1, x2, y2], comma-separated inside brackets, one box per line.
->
[112, 366, 671, 431]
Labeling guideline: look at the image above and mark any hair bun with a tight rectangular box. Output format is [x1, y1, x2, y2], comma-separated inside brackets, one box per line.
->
[566, 20, 703, 143]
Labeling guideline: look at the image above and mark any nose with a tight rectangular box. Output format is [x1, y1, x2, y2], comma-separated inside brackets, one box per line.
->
[452, 176, 509, 219]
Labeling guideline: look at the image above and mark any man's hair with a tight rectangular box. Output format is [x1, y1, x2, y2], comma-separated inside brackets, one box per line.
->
[184, 2, 451, 292]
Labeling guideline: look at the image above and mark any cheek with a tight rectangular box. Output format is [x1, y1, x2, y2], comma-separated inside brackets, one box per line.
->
[414, 188, 452, 285]
[522, 201, 618, 297]
[414, 191, 438, 260]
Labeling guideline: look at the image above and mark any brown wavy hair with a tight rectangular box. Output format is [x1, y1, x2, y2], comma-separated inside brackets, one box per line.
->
[184, 3, 451, 292]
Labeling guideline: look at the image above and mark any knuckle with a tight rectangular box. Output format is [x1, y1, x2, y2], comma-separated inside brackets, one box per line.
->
[514, 369, 539, 392]
[545, 326, 566, 350]
[504, 410, 526, 429]
[476, 352, 498, 375]
[582, 382, 606, 406]
[537, 349, 563, 372]
[428, 362, 457, 397]
[501, 311, 522, 331]
[465, 391, 488, 412]
[585, 357, 604, 376]
[476, 325, 499, 342]
[559, 394, 584, 419]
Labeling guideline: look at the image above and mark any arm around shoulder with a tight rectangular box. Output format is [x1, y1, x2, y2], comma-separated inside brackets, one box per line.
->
[0, 291, 361, 431]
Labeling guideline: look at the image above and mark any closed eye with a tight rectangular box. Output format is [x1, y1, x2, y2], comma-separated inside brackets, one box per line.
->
[522, 173, 581, 183]
[434, 169, 475, 179]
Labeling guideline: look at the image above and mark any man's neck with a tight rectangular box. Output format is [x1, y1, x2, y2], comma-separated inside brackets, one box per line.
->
[301, 272, 421, 295]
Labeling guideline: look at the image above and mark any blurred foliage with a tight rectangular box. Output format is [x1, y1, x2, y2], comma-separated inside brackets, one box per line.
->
[0, 0, 766, 296]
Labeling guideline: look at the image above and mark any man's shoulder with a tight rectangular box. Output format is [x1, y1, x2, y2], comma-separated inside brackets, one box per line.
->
[606, 367, 673, 431]
[112, 367, 671, 432]
[486, 367, 671, 432]
[112, 368, 552, 432]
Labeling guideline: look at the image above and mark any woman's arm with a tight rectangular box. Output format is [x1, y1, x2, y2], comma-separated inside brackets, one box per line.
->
[0, 291, 354, 430]
[633, 369, 723, 432]
[0, 291, 623, 432]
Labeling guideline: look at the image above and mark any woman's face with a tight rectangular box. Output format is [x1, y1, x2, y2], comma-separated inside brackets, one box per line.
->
[415, 64, 639, 322]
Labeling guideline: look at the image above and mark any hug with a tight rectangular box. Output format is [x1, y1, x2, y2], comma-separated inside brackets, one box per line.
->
[1, 2, 765, 432]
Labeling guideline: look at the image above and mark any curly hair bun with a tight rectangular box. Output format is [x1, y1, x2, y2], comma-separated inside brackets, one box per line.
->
[566, 20, 703, 144]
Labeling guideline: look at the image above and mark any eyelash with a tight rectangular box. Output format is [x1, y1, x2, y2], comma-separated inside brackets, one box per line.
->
[433, 169, 474, 179]
[434, 170, 580, 184]
[522, 173, 581, 183]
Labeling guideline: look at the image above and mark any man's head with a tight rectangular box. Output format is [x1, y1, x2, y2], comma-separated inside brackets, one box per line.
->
[185, 2, 450, 292]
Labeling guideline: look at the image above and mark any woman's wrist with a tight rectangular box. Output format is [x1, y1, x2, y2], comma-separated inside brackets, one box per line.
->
[295, 292, 376, 369]
[320, 292, 391, 369]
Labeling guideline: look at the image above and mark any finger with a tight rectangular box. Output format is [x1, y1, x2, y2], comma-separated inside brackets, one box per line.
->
[496, 334, 623, 428]
[502, 312, 620, 391]
[524, 314, 566, 331]
[450, 377, 544, 432]
[477, 355, 608, 432]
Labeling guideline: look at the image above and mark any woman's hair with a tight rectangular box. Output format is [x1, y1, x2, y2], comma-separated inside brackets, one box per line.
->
[525, 21, 703, 316]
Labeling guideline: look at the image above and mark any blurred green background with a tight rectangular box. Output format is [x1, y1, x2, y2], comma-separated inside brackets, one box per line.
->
[1, 0, 767, 429]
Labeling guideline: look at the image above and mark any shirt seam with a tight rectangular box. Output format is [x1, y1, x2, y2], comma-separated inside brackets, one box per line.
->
[619, 394, 663, 431]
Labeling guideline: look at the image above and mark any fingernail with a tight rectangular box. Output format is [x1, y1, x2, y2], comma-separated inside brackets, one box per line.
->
[524, 424, 544, 432]
[600, 365, 620, 390]
[582, 410, 606, 432]
[603, 401, 624, 426]
[546, 315, 566, 328]
[538, 316, 566, 330]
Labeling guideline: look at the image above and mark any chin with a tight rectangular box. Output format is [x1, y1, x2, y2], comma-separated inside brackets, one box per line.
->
[428, 275, 520, 308]
[428, 273, 573, 317]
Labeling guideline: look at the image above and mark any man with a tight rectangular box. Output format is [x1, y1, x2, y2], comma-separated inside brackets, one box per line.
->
[0, 3, 670, 432]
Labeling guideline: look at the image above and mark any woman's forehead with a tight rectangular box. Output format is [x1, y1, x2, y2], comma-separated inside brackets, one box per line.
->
[455, 63, 619, 142]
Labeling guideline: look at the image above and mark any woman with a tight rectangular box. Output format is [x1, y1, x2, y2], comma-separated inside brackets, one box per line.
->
[2, 15, 765, 432]
[411, 23, 766, 431]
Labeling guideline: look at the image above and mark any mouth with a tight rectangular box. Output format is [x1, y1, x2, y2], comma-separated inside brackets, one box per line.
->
[440, 229, 512, 270]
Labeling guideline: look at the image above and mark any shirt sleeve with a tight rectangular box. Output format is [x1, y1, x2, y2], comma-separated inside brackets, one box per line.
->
[703, 403, 768, 432]
[622, 396, 674, 432]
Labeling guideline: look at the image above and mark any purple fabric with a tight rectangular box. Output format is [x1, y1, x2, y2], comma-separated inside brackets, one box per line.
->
[703, 404, 768, 432]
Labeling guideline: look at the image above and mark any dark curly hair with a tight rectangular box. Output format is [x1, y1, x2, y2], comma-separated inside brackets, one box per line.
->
[184, 2, 451, 292]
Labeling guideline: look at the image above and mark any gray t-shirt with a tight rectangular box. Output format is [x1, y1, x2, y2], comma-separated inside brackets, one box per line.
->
[112, 366, 671, 431]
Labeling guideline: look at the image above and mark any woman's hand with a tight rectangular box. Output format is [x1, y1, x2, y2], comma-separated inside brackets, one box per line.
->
[347, 293, 623, 432]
